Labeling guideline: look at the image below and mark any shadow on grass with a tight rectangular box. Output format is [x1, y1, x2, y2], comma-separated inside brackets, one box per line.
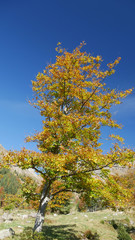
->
[42, 224, 80, 240]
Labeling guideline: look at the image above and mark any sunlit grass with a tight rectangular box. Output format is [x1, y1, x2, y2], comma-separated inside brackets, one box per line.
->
[0, 208, 135, 239]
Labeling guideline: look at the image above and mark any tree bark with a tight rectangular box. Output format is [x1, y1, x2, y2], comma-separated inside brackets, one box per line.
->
[33, 182, 50, 233]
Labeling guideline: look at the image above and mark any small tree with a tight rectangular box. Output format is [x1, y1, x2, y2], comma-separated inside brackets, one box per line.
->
[2, 42, 134, 232]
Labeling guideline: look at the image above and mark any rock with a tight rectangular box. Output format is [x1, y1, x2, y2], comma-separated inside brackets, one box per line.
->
[2, 212, 8, 220]
[113, 213, 118, 216]
[0, 228, 15, 239]
[0, 219, 4, 224]
[9, 228, 15, 236]
[22, 214, 28, 219]
[130, 220, 134, 225]
[29, 212, 37, 218]
[2, 213, 13, 221]
[5, 220, 13, 223]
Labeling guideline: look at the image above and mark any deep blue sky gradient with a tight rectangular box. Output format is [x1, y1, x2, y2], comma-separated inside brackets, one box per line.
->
[0, 0, 135, 152]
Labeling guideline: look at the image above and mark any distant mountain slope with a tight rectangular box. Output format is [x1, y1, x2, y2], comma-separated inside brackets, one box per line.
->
[0, 144, 42, 183]
[0, 144, 7, 155]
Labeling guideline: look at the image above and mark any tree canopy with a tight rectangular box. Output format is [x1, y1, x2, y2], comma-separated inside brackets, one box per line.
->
[1, 42, 134, 232]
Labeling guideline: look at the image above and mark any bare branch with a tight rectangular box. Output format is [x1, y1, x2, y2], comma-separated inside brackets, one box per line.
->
[80, 78, 105, 110]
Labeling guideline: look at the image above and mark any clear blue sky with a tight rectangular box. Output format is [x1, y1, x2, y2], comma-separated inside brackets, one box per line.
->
[0, 0, 135, 152]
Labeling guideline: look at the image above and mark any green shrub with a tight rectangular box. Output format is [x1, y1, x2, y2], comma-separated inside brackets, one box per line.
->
[77, 196, 106, 212]
[49, 198, 71, 214]
[0, 168, 21, 194]
[4, 203, 15, 210]
[16, 227, 46, 240]
[100, 220, 105, 224]
[58, 203, 71, 214]
[117, 224, 132, 240]
[0, 168, 10, 175]
[83, 229, 99, 240]
[110, 219, 134, 240]
[110, 219, 118, 229]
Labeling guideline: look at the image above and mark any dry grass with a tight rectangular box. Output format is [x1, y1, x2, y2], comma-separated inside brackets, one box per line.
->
[0, 208, 135, 239]
[46, 209, 131, 240]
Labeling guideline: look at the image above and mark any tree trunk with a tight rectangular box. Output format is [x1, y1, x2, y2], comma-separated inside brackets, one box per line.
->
[33, 182, 51, 233]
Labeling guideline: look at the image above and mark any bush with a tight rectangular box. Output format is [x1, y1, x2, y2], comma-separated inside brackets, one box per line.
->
[0, 168, 21, 194]
[76, 196, 106, 212]
[83, 230, 99, 240]
[77, 197, 87, 212]
[58, 203, 71, 214]
[110, 219, 134, 240]
[117, 224, 132, 240]
[16, 227, 46, 240]
[48, 195, 71, 214]
[110, 219, 118, 229]
[4, 203, 15, 210]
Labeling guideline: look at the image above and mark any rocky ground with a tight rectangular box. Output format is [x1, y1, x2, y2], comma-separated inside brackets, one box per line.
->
[0, 209, 37, 239]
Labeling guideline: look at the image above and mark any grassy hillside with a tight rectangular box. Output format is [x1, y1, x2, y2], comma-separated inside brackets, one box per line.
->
[0, 208, 135, 240]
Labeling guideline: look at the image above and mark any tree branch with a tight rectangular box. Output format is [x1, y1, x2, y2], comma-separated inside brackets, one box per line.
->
[50, 188, 83, 201]
[55, 157, 124, 180]
[80, 78, 105, 110]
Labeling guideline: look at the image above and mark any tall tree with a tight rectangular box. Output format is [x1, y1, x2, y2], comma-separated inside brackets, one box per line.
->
[2, 42, 134, 232]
